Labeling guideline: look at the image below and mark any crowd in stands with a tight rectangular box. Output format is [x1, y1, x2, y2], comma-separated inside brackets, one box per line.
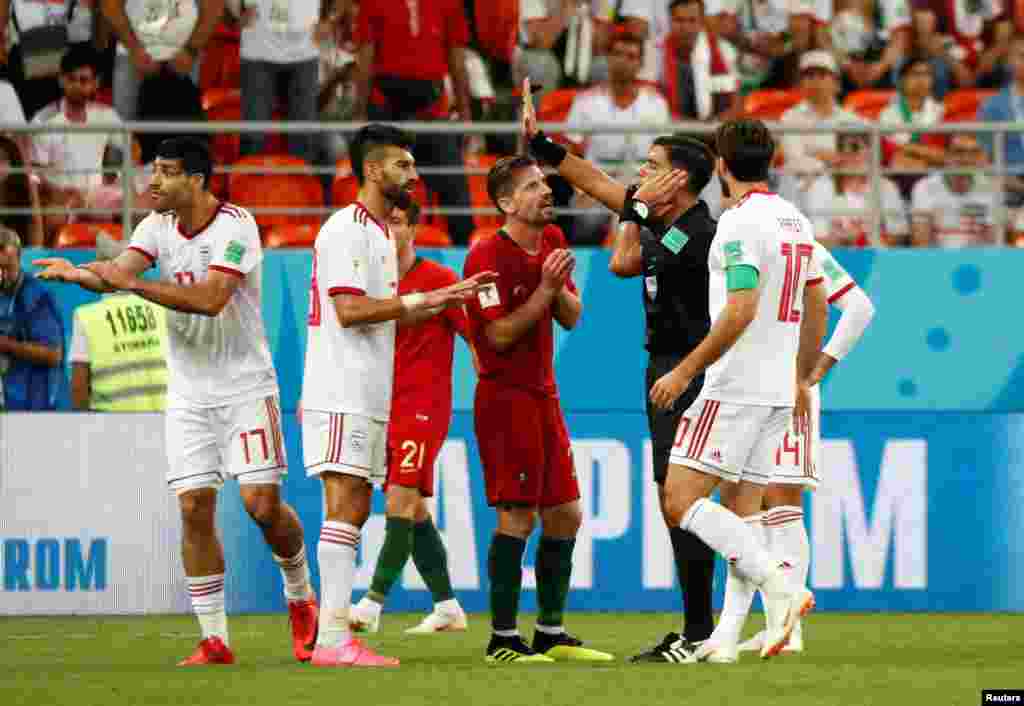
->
[1, 0, 1023, 252]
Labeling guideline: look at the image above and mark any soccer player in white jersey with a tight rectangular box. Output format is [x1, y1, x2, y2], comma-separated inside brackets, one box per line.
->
[647, 118, 829, 663]
[34, 138, 318, 666]
[737, 242, 875, 656]
[302, 124, 495, 668]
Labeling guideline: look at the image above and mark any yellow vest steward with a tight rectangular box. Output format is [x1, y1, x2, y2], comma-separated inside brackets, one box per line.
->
[77, 294, 169, 411]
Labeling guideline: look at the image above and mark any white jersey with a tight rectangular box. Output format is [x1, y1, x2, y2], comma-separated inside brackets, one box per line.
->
[911, 173, 998, 248]
[704, 190, 823, 407]
[128, 203, 277, 409]
[303, 202, 398, 421]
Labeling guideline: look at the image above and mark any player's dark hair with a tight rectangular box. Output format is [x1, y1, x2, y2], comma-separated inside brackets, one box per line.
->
[487, 155, 538, 214]
[653, 134, 714, 195]
[155, 137, 213, 189]
[669, 0, 703, 12]
[609, 27, 645, 56]
[715, 119, 775, 183]
[398, 200, 421, 226]
[60, 44, 100, 76]
[350, 124, 415, 185]
[897, 55, 932, 81]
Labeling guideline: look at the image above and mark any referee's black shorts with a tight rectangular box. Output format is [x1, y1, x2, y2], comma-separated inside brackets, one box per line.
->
[645, 353, 704, 485]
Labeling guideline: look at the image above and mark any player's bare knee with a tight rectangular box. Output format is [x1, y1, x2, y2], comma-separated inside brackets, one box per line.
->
[385, 486, 420, 519]
[178, 489, 217, 533]
[765, 484, 802, 509]
[496, 506, 536, 538]
[241, 488, 281, 529]
[540, 501, 582, 538]
[323, 473, 373, 526]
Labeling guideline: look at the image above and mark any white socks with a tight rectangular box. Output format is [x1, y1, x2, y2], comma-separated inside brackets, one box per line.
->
[706, 513, 762, 647]
[680, 498, 776, 586]
[763, 506, 809, 589]
[316, 521, 361, 648]
[187, 573, 228, 644]
[273, 545, 313, 602]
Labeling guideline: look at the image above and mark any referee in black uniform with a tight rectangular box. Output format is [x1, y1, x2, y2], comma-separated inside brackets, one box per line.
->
[521, 77, 717, 661]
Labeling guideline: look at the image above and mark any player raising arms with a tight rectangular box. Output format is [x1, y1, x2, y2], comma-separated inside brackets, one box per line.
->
[648, 119, 828, 663]
[348, 200, 470, 635]
[302, 124, 494, 668]
[737, 243, 875, 656]
[35, 138, 318, 666]
[464, 156, 613, 664]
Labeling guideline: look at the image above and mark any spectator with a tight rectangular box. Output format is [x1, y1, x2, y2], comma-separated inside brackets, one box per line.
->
[518, 0, 611, 88]
[68, 233, 167, 411]
[879, 55, 946, 179]
[230, 0, 324, 165]
[616, 0, 670, 83]
[978, 36, 1024, 207]
[0, 135, 44, 246]
[910, 0, 1011, 88]
[911, 134, 1000, 247]
[100, 0, 223, 120]
[805, 132, 909, 247]
[0, 77, 27, 126]
[832, 0, 912, 90]
[80, 139, 156, 225]
[660, 0, 740, 121]
[0, 226, 63, 410]
[564, 31, 670, 243]
[778, 51, 862, 198]
[0, 0, 99, 119]
[353, 0, 474, 244]
[32, 46, 120, 198]
[705, 0, 806, 91]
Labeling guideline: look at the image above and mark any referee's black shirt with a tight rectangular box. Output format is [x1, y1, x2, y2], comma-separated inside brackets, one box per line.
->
[640, 199, 715, 356]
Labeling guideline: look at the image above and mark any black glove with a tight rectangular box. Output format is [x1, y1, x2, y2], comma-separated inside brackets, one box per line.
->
[620, 183, 655, 229]
[528, 130, 568, 167]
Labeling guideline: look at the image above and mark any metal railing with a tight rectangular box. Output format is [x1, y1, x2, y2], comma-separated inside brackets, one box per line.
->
[1, 120, 1021, 246]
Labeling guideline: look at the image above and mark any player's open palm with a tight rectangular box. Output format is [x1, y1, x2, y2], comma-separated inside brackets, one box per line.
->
[431, 270, 499, 307]
[794, 382, 812, 435]
[33, 257, 83, 284]
[521, 77, 538, 140]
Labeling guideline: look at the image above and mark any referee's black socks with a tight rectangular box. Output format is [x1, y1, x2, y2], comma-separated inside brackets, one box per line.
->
[670, 527, 716, 642]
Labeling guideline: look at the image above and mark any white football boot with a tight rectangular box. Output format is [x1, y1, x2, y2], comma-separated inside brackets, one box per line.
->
[348, 596, 382, 634]
[404, 600, 468, 634]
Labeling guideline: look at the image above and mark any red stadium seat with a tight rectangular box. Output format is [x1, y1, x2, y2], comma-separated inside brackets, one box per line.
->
[538, 88, 579, 123]
[229, 154, 325, 231]
[844, 90, 896, 120]
[414, 224, 452, 247]
[943, 89, 996, 122]
[263, 222, 319, 248]
[743, 89, 804, 120]
[55, 222, 124, 248]
[465, 153, 502, 229]
[199, 33, 241, 93]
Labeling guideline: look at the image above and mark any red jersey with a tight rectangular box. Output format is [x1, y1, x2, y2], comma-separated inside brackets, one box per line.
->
[463, 225, 577, 398]
[392, 257, 467, 420]
[354, 0, 469, 81]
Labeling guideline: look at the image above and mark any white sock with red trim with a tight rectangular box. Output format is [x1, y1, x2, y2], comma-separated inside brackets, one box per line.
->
[680, 498, 776, 586]
[273, 545, 313, 602]
[705, 514, 762, 647]
[763, 506, 809, 588]
[187, 573, 228, 645]
[316, 521, 361, 648]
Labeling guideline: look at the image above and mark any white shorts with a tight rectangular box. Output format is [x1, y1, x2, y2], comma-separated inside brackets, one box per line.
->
[668, 396, 791, 486]
[166, 395, 287, 495]
[303, 411, 388, 485]
[771, 384, 822, 489]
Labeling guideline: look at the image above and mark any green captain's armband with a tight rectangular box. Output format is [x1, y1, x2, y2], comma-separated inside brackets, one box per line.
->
[726, 265, 759, 291]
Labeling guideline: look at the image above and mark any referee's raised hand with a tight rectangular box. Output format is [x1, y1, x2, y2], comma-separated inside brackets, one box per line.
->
[521, 77, 539, 140]
[636, 169, 688, 217]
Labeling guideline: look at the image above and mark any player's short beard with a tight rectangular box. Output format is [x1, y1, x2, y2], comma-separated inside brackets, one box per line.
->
[384, 181, 413, 210]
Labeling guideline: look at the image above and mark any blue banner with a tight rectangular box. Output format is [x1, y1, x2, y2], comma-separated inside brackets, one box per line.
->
[24, 248, 1024, 413]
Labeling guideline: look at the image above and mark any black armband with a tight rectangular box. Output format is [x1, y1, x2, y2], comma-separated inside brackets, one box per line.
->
[529, 130, 568, 167]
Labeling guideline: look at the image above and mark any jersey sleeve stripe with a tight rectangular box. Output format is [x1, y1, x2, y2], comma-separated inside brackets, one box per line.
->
[807, 276, 825, 286]
[328, 286, 366, 296]
[128, 245, 156, 263]
[827, 281, 855, 303]
[209, 265, 244, 278]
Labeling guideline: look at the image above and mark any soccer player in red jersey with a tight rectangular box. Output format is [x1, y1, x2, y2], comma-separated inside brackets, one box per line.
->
[463, 156, 612, 664]
[349, 201, 470, 635]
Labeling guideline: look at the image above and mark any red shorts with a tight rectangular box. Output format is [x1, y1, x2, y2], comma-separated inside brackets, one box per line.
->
[474, 381, 579, 508]
[385, 412, 447, 497]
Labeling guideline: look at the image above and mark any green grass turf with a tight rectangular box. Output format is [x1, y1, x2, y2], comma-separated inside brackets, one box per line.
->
[2, 612, 1021, 706]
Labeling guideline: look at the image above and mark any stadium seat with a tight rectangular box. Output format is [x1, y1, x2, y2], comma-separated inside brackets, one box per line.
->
[844, 90, 896, 120]
[229, 154, 325, 231]
[203, 88, 288, 171]
[465, 153, 502, 229]
[55, 222, 124, 248]
[414, 224, 452, 247]
[469, 226, 502, 247]
[538, 88, 579, 123]
[943, 89, 997, 122]
[743, 89, 803, 120]
[200, 25, 241, 93]
[263, 222, 319, 248]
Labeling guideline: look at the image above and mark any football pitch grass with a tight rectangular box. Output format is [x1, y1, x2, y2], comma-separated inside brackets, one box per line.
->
[3, 612, 1021, 706]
